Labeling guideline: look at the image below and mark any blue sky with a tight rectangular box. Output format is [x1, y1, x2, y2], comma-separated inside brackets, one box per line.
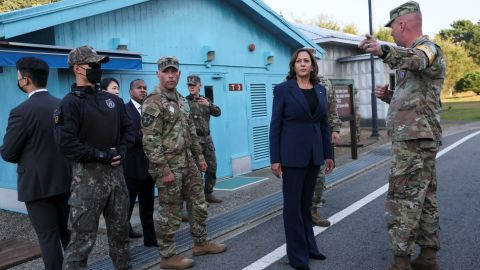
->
[263, 0, 479, 37]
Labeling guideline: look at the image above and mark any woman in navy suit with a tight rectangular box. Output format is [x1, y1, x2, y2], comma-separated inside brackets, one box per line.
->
[269, 48, 334, 270]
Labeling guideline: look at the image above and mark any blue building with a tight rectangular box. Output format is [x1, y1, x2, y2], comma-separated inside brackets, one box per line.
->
[0, 0, 323, 212]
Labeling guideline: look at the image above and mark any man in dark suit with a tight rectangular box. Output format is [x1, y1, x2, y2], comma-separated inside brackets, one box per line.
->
[1, 57, 72, 270]
[123, 79, 158, 247]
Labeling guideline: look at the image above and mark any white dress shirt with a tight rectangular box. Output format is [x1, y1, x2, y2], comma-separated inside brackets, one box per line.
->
[28, 88, 48, 98]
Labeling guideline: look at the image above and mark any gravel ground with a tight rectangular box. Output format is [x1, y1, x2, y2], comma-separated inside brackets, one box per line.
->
[2, 122, 470, 269]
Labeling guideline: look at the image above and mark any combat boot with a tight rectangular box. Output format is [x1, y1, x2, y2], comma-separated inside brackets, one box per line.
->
[205, 193, 223, 203]
[387, 256, 411, 270]
[311, 209, 331, 227]
[192, 241, 227, 256]
[159, 255, 194, 269]
[411, 248, 439, 270]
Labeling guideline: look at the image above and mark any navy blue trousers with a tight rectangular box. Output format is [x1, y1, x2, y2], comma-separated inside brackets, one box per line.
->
[282, 164, 322, 268]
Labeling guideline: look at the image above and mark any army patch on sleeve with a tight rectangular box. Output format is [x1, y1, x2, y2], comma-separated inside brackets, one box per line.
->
[141, 106, 159, 128]
[416, 44, 437, 66]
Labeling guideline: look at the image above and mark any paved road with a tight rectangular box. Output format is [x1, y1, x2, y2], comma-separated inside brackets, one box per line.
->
[185, 128, 480, 270]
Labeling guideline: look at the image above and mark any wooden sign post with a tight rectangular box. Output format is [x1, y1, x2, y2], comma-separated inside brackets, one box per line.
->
[331, 79, 358, 160]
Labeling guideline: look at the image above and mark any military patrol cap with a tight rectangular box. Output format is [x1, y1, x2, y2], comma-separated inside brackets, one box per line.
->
[384, 1, 421, 27]
[157, 56, 179, 72]
[68, 45, 109, 66]
[187, 75, 201, 85]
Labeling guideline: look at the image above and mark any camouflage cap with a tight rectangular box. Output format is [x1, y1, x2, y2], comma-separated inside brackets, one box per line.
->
[157, 56, 179, 72]
[384, 1, 421, 27]
[68, 45, 109, 66]
[187, 75, 201, 85]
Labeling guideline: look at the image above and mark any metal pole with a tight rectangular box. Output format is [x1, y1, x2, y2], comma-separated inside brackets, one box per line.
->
[368, 0, 379, 137]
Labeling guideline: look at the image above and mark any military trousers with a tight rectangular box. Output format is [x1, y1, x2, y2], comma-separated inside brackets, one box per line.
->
[385, 139, 440, 256]
[156, 162, 208, 258]
[200, 139, 217, 194]
[64, 163, 131, 270]
[312, 164, 327, 209]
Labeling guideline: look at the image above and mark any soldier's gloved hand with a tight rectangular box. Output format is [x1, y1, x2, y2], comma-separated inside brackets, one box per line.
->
[95, 149, 116, 164]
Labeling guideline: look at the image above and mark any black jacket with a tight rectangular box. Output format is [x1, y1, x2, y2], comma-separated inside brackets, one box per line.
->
[1, 91, 72, 202]
[123, 101, 150, 180]
[54, 84, 134, 163]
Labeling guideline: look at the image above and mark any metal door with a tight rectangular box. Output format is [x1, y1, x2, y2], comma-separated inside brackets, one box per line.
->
[245, 74, 284, 170]
[194, 73, 230, 177]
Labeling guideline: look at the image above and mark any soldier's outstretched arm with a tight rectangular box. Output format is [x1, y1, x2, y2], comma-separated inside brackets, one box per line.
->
[382, 43, 437, 72]
[141, 98, 171, 179]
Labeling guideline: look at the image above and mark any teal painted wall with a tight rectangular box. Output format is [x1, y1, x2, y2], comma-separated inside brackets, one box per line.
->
[53, 0, 294, 177]
[0, 0, 298, 193]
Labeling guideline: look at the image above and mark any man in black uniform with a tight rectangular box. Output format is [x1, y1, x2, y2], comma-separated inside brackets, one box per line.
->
[54, 45, 133, 270]
[1, 57, 71, 270]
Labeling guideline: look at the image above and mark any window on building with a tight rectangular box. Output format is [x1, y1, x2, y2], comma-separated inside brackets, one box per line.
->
[204, 85, 214, 102]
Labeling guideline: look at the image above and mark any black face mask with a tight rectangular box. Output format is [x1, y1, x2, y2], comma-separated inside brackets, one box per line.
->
[17, 79, 27, 93]
[85, 67, 102, 84]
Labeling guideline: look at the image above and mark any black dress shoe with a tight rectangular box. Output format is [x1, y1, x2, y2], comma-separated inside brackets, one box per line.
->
[144, 241, 159, 247]
[309, 252, 326, 260]
[294, 266, 310, 270]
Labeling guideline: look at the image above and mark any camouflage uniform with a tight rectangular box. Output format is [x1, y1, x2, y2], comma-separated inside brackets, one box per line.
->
[66, 163, 131, 269]
[141, 85, 208, 258]
[312, 76, 341, 209]
[379, 36, 446, 256]
[186, 85, 221, 194]
[56, 46, 133, 270]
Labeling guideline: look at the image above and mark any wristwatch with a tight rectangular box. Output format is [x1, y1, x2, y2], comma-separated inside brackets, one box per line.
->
[380, 44, 390, 59]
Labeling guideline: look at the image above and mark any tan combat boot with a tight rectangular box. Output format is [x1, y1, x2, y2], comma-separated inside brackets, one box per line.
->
[387, 256, 411, 270]
[192, 241, 227, 256]
[206, 193, 223, 203]
[411, 248, 439, 270]
[311, 209, 331, 227]
[159, 255, 194, 269]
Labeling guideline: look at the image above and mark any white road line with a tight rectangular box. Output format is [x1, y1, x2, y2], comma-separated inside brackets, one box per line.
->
[242, 130, 480, 270]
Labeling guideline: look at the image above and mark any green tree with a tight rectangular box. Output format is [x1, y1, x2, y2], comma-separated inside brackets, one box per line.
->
[314, 14, 341, 31]
[0, 0, 59, 13]
[342, 23, 358, 35]
[434, 36, 480, 97]
[374, 26, 394, 42]
[439, 20, 480, 65]
[454, 70, 480, 94]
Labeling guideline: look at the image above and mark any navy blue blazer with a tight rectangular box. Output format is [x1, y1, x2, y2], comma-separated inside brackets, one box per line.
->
[269, 79, 333, 167]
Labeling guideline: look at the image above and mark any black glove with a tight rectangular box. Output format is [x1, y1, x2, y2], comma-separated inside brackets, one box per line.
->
[95, 149, 116, 164]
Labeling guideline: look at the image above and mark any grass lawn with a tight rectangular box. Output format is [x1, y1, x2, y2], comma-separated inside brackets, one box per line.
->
[441, 95, 480, 121]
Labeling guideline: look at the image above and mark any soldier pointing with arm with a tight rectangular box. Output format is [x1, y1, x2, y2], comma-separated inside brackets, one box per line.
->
[359, 2, 445, 270]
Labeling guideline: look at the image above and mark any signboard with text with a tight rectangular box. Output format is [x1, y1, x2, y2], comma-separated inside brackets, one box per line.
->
[334, 84, 353, 118]
[331, 79, 357, 159]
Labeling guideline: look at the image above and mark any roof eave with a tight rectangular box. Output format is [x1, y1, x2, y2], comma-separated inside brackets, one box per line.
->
[0, 0, 149, 39]
[232, 0, 325, 57]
